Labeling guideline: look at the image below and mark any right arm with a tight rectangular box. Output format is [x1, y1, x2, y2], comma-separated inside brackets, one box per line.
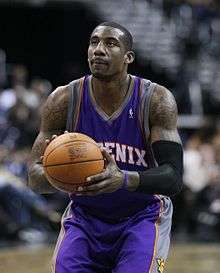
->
[28, 85, 70, 193]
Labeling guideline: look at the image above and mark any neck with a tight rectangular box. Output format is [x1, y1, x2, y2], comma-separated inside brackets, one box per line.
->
[92, 71, 129, 98]
[91, 72, 131, 116]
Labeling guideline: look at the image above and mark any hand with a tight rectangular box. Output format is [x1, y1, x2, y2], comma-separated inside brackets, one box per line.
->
[40, 131, 69, 162]
[75, 148, 124, 196]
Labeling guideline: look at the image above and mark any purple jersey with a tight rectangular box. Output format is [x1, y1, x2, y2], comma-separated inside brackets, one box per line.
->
[68, 75, 158, 220]
[53, 75, 173, 273]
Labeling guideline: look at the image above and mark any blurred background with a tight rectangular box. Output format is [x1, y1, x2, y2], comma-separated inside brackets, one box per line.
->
[0, 0, 220, 272]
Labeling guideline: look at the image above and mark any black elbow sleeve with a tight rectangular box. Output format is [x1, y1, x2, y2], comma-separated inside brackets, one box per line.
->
[137, 141, 183, 196]
[152, 140, 183, 177]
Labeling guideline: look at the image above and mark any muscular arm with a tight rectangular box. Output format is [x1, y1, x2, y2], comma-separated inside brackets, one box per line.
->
[149, 84, 181, 144]
[127, 84, 183, 196]
[28, 85, 69, 193]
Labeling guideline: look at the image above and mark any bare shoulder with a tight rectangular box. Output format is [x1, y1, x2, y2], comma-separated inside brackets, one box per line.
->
[150, 84, 177, 129]
[149, 84, 181, 143]
[47, 85, 69, 104]
[41, 85, 70, 132]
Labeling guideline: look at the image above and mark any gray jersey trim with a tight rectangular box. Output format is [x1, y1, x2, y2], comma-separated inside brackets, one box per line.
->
[51, 201, 73, 273]
[150, 196, 173, 273]
[66, 77, 84, 132]
[139, 79, 157, 142]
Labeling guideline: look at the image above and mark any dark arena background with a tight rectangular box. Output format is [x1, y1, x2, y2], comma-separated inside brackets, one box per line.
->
[0, 0, 220, 272]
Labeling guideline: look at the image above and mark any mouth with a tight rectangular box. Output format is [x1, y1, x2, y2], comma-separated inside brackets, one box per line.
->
[91, 58, 108, 65]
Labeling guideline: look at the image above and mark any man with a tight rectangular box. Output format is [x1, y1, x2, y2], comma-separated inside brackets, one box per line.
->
[28, 22, 183, 273]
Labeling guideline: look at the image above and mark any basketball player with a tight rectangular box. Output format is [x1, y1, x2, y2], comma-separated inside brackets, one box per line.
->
[28, 22, 183, 273]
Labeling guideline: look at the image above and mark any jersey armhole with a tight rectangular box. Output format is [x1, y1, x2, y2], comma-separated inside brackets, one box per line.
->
[138, 79, 157, 141]
[66, 77, 85, 132]
[138, 79, 157, 168]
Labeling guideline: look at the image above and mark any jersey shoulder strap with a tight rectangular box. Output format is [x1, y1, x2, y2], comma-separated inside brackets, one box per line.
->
[138, 78, 157, 143]
[66, 76, 85, 132]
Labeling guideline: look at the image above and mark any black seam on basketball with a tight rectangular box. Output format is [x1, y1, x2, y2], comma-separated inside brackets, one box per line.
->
[44, 158, 104, 167]
[44, 170, 95, 186]
[44, 139, 102, 166]
[45, 139, 99, 157]
[44, 159, 104, 185]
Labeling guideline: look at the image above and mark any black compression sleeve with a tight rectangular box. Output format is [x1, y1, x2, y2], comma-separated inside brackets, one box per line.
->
[136, 141, 183, 196]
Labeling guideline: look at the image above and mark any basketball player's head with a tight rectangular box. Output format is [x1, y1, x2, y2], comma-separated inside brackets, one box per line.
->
[88, 22, 135, 80]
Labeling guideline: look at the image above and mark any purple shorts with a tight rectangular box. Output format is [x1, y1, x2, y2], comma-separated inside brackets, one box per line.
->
[52, 197, 172, 273]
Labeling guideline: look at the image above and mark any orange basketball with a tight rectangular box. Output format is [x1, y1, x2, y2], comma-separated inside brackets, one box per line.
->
[42, 133, 104, 193]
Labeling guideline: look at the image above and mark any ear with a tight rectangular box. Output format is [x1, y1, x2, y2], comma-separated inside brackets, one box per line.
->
[124, 51, 135, 64]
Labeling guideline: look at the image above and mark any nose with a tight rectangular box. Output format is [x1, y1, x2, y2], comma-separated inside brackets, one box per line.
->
[94, 41, 106, 56]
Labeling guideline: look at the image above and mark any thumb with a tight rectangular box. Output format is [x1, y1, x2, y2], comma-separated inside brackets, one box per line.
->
[101, 148, 115, 164]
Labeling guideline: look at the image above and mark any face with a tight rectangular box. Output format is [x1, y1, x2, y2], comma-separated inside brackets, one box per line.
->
[88, 26, 134, 80]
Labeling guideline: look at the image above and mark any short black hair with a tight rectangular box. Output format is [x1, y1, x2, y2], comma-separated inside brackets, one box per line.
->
[96, 22, 133, 51]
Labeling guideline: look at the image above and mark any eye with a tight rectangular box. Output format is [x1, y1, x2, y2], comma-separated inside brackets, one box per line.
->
[106, 40, 117, 47]
[90, 39, 99, 46]
[107, 41, 115, 47]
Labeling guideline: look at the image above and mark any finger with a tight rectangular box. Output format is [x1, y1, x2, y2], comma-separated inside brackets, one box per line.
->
[52, 134, 57, 140]
[86, 170, 111, 183]
[101, 148, 115, 164]
[77, 186, 84, 191]
[76, 190, 102, 196]
[84, 178, 112, 192]
[45, 139, 50, 145]
[40, 156, 44, 162]
[76, 185, 113, 196]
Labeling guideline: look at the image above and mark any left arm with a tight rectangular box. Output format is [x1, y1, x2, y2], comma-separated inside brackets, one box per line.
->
[136, 84, 183, 196]
[75, 85, 183, 196]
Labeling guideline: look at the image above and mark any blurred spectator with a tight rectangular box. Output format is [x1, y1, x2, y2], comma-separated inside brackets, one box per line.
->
[174, 131, 220, 241]
[0, 63, 64, 246]
[10, 64, 28, 88]
[0, 150, 61, 245]
[0, 64, 53, 150]
[183, 132, 214, 192]
[8, 100, 38, 147]
[4, 148, 30, 181]
[189, 132, 220, 241]
[28, 78, 52, 107]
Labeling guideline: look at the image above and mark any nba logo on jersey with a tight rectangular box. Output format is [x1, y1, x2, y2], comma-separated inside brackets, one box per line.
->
[129, 108, 134, 119]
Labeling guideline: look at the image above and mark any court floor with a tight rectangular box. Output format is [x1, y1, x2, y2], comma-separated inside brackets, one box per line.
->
[0, 243, 219, 273]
